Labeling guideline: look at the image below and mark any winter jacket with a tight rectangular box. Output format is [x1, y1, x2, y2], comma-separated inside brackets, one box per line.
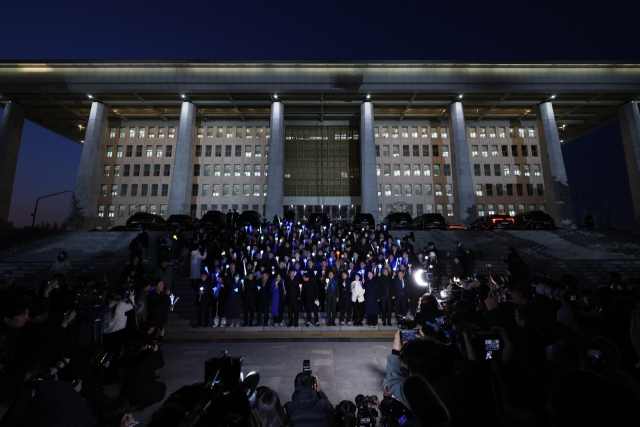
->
[155, 265, 175, 289]
[284, 387, 334, 427]
[351, 281, 365, 303]
[50, 258, 71, 276]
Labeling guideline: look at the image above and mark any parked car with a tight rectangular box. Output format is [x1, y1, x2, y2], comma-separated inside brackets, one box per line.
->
[467, 214, 514, 230]
[108, 226, 128, 231]
[200, 210, 227, 230]
[307, 213, 331, 228]
[413, 213, 448, 230]
[349, 213, 376, 228]
[166, 214, 200, 231]
[512, 211, 556, 230]
[238, 210, 263, 228]
[381, 212, 414, 230]
[125, 213, 167, 231]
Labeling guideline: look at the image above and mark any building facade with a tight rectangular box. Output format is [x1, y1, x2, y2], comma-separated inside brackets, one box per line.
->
[1, 61, 639, 229]
[94, 118, 547, 228]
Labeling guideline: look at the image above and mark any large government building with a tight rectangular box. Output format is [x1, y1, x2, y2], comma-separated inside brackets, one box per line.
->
[1, 61, 639, 229]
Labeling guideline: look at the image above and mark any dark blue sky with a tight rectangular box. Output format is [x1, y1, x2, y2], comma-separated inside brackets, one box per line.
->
[2, 0, 638, 227]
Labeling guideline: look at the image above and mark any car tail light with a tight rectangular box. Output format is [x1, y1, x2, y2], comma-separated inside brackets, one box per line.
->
[492, 218, 514, 224]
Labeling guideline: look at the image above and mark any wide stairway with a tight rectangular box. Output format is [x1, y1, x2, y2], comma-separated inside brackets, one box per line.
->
[1, 229, 638, 335]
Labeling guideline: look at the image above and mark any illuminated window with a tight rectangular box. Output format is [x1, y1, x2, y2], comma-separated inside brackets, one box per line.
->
[106, 146, 113, 157]
[110, 184, 118, 196]
[447, 204, 454, 217]
[534, 164, 541, 176]
[138, 127, 145, 138]
[394, 184, 402, 196]
[433, 164, 441, 176]
[226, 127, 234, 138]
[469, 127, 477, 138]
[488, 204, 495, 215]
[472, 145, 479, 157]
[197, 127, 204, 138]
[405, 184, 412, 196]
[98, 205, 105, 217]
[413, 164, 421, 176]
[376, 164, 380, 176]
[528, 127, 536, 138]
[503, 164, 511, 176]
[384, 164, 391, 176]
[401, 126, 408, 138]
[384, 184, 392, 196]
[491, 145, 498, 156]
[403, 164, 411, 176]
[393, 164, 400, 176]
[391, 126, 399, 138]
[254, 164, 261, 176]
[479, 127, 486, 138]
[489, 127, 496, 138]
[442, 145, 449, 157]
[423, 164, 431, 176]
[421, 127, 428, 138]
[103, 164, 110, 176]
[435, 184, 442, 196]
[382, 126, 389, 138]
[513, 164, 521, 176]
[411, 126, 418, 138]
[393, 145, 400, 157]
[499, 127, 506, 138]
[445, 184, 452, 196]
[441, 127, 448, 138]
[482, 145, 488, 157]
[477, 204, 485, 217]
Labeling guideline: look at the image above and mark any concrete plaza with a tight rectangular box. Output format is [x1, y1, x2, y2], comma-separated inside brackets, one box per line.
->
[106, 338, 393, 425]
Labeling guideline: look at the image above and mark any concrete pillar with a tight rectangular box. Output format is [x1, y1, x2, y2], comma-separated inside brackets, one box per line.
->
[167, 102, 196, 217]
[265, 102, 284, 222]
[360, 102, 379, 224]
[72, 102, 109, 229]
[618, 101, 640, 220]
[449, 102, 477, 226]
[0, 102, 26, 223]
[536, 102, 576, 228]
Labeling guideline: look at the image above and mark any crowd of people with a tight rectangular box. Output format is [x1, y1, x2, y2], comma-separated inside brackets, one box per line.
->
[1, 213, 640, 427]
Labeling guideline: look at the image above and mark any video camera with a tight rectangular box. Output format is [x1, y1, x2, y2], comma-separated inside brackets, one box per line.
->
[175, 351, 260, 427]
[355, 394, 379, 427]
[303, 359, 317, 386]
[379, 396, 412, 427]
[38, 358, 70, 381]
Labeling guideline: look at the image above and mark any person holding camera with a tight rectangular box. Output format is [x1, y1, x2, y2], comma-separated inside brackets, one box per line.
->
[119, 336, 166, 410]
[284, 372, 334, 427]
[102, 289, 135, 383]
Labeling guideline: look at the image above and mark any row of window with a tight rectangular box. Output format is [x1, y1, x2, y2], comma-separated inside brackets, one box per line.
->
[101, 183, 169, 197]
[191, 184, 267, 197]
[106, 144, 173, 158]
[380, 203, 455, 217]
[375, 183, 544, 198]
[195, 144, 269, 158]
[375, 163, 542, 178]
[193, 164, 268, 177]
[375, 144, 538, 158]
[478, 203, 546, 217]
[108, 124, 535, 142]
[108, 126, 272, 140]
[475, 183, 544, 197]
[472, 163, 541, 177]
[373, 126, 536, 139]
[103, 164, 171, 177]
[99, 204, 168, 218]
[98, 203, 264, 219]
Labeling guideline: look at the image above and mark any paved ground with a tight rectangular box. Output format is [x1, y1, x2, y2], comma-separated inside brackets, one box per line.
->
[106, 338, 393, 425]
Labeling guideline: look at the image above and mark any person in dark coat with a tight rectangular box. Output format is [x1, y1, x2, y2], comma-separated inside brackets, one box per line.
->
[270, 273, 286, 326]
[377, 268, 396, 326]
[337, 270, 352, 325]
[363, 271, 380, 327]
[451, 257, 465, 281]
[232, 209, 239, 228]
[284, 372, 334, 427]
[302, 273, 320, 327]
[504, 247, 529, 283]
[223, 273, 244, 327]
[324, 271, 338, 326]
[285, 270, 302, 327]
[191, 270, 213, 327]
[147, 279, 171, 331]
[425, 252, 444, 292]
[256, 271, 271, 326]
[120, 337, 166, 409]
[138, 227, 150, 262]
[393, 270, 410, 324]
[242, 272, 257, 326]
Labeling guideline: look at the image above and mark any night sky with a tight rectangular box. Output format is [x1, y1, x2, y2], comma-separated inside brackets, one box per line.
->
[2, 0, 638, 228]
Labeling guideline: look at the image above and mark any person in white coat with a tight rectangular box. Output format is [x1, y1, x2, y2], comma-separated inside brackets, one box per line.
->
[351, 273, 365, 327]
[50, 251, 71, 277]
[190, 245, 208, 287]
[102, 290, 136, 382]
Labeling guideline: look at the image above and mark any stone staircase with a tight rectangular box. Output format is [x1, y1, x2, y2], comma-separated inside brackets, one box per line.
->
[1, 229, 639, 335]
[392, 229, 640, 287]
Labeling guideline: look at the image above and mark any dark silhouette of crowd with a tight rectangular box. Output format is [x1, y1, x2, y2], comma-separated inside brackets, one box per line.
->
[1, 214, 640, 427]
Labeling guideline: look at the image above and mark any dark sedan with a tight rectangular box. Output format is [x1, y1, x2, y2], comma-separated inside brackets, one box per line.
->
[413, 213, 448, 230]
[125, 213, 167, 231]
[200, 210, 227, 230]
[467, 214, 514, 230]
[166, 214, 200, 231]
[381, 212, 414, 230]
[512, 211, 556, 230]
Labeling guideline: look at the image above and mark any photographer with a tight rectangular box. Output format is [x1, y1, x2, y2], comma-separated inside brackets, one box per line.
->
[102, 289, 136, 383]
[119, 336, 166, 410]
[284, 372, 334, 427]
